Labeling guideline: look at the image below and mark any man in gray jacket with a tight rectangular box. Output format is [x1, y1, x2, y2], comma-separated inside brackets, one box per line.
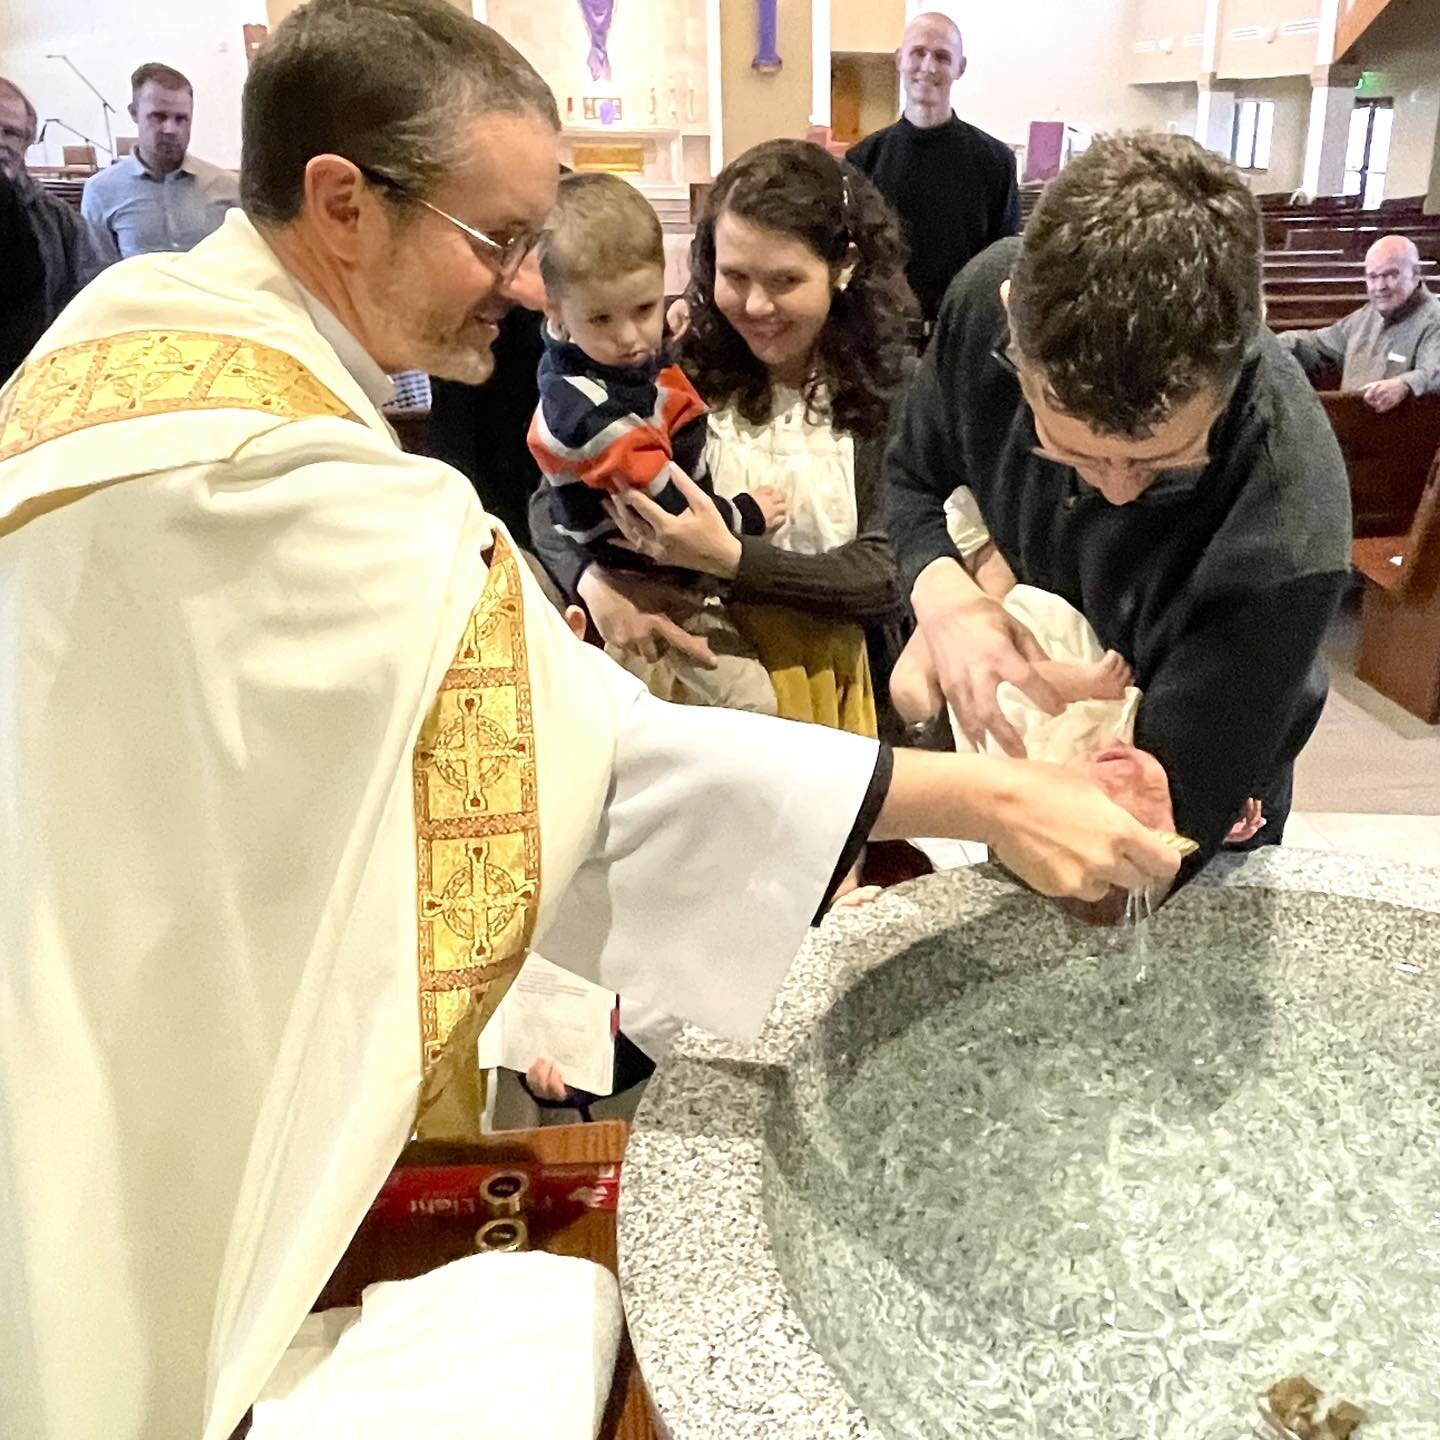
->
[1278, 234, 1439, 412]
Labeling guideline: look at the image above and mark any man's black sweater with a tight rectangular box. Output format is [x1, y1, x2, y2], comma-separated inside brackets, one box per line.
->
[848, 114, 1020, 326]
[884, 239, 1353, 872]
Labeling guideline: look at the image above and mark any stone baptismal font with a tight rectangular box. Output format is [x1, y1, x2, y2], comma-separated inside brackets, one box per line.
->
[619, 853, 1440, 1440]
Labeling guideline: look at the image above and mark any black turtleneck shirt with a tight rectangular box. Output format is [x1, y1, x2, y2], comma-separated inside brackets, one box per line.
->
[848, 113, 1020, 325]
[884, 239, 1353, 875]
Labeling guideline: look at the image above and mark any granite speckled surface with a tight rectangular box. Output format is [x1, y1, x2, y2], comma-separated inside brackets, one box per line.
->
[617, 851, 1440, 1439]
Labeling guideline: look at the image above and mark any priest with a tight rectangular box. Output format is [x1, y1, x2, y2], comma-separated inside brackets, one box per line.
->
[0, 3, 1178, 1437]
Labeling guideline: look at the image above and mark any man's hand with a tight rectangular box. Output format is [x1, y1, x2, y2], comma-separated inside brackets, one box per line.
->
[912, 560, 1062, 757]
[1363, 377, 1411, 414]
[750, 484, 788, 535]
[576, 566, 718, 668]
[1081, 744, 1176, 833]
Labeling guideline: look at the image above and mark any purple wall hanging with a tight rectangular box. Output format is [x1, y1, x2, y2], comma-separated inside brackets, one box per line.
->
[578, 0, 616, 82]
[753, 0, 782, 72]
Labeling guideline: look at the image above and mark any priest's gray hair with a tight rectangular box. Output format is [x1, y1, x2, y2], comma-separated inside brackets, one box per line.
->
[240, 0, 558, 225]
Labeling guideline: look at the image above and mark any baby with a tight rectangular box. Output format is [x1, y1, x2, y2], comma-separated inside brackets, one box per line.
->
[527, 171, 784, 712]
[892, 486, 1134, 734]
[894, 487, 1264, 846]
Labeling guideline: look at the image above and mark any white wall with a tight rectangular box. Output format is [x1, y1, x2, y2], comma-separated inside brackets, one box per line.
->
[1356, 4, 1440, 203]
[904, 0, 1196, 148]
[1231, 75, 1311, 194]
[0, 0, 263, 169]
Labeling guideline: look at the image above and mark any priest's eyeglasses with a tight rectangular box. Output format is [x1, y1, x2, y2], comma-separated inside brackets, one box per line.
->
[355, 163, 538, 279]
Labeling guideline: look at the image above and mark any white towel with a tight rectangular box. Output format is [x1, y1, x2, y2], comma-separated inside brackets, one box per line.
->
[991, 583, 1141, 763]
[249, 1252, 623, 1440]
[943, 487, 1141, 764]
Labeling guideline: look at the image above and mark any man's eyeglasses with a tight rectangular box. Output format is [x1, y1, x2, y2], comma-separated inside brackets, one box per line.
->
[354, 162, 538, 279]
[990, 343, 1212, 493]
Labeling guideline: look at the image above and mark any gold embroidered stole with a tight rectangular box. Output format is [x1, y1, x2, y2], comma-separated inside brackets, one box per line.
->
[0, 328, 541, 1128]
[0, 330, 356, 463]
[411, 534, 542, 1133]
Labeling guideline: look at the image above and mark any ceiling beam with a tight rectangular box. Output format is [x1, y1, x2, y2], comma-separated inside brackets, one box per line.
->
[1335, 0, 1407, 60]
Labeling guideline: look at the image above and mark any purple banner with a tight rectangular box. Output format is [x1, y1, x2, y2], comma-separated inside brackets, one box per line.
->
[578, 0, 615, 82]
[753, 0, 781, 72]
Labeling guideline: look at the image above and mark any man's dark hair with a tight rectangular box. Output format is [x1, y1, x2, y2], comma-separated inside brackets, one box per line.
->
[131, 63, 194, 98]
[240, 0, 558, 226]
[681, 138, 915, 440]
[1009, 131, 1262, 438]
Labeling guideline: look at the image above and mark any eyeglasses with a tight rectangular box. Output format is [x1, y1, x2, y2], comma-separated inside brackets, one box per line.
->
[354, 162, 538, 279]
[991, 344, 1213, 493]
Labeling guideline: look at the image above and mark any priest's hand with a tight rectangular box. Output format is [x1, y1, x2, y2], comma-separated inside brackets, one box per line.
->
[983, 762, 1180, 901]
[873, 750, 1180, 903]
[606, 466, 743, 579]
[577, 565, 719, 668]
[911, 558, 1062, 757]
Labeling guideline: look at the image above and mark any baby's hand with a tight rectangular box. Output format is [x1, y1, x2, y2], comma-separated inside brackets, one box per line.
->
[890, 629, 945, 724]
[750, 485, 788, 535]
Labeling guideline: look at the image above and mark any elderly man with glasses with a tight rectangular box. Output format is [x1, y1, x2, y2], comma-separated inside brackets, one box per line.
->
[1279, 233, 1440, 414]
[0, 5, 1183, 1438]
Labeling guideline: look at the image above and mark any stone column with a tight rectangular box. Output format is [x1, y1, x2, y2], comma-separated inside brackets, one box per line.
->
[1196, 76, 1237, 158]
[1428, 102, 1440, 213]
[1301, 64, 1361, 198]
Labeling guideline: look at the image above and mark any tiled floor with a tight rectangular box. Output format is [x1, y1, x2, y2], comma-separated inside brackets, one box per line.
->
[1293, 591, 1440, 815]
[1284, 811, 1440, 865]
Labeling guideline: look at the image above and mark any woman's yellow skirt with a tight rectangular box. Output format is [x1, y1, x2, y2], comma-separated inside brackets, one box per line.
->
[729, 603, 878, 739]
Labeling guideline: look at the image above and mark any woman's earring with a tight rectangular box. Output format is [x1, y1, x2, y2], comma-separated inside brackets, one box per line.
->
[836, 262, 858, 294]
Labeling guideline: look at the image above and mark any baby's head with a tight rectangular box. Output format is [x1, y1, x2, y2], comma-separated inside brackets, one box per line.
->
[538, 172, 666, 369]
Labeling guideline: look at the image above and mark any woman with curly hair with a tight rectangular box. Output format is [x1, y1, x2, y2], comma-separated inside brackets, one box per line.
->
[533, 138, 917, 739]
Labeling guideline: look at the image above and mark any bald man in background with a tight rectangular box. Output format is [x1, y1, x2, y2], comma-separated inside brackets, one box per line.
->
[847, 11, 1019, 334]
[1279, 234, 1440, 412]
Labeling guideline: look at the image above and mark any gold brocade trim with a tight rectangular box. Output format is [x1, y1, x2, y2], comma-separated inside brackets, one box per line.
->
[0, 330, 356, 463]
[412, 533, 540, 1072]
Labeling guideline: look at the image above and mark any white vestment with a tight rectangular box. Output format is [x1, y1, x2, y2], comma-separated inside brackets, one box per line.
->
[0, 211, 880, 1440]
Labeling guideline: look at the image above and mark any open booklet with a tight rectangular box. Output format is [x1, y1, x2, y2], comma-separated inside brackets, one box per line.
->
[476, 954, 617, 1097]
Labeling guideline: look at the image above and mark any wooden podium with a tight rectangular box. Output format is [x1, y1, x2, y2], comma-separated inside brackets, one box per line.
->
[314, 1121, 659, 1440]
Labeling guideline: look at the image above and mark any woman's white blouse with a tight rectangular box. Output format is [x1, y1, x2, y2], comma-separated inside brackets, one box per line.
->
[704, 387, 858, 556]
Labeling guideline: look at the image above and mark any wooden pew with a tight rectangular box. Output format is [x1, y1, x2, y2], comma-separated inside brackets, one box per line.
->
[1266, 275, 1417, 298]
[313, 1122, 660, 1440]
[1319, 391, 1440, 538]
[1265, 258, 1437, 278]
[1284, 227, 1440, 262]
[1267, 298, 1367, 330]
[1352, 446, 1440, 722]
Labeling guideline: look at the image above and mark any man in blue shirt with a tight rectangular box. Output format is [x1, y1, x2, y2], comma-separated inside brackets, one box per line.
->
[81, 62, 239, 263]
